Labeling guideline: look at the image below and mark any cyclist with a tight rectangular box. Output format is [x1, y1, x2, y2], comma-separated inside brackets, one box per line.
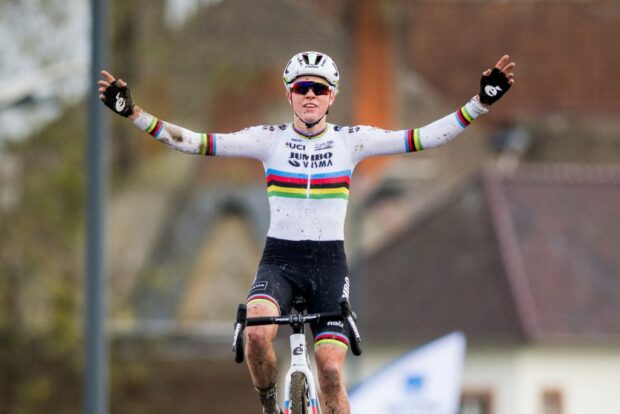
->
[99, 51, 515, 414]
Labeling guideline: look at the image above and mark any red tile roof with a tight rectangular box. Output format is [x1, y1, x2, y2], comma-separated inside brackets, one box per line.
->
[484, 164, 620, 343]
[362, 164, 620, 345]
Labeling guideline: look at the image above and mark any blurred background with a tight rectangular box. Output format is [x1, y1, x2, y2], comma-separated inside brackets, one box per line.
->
[1, 0, 619, 413]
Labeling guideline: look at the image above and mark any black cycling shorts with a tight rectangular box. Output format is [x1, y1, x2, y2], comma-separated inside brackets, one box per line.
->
[247, 237, 351, 349]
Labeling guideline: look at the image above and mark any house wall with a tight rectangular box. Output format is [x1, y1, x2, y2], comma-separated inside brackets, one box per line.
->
[351, 343, 620, 414]
[464, 344, 620, 414]
[462, 347, 519, 414]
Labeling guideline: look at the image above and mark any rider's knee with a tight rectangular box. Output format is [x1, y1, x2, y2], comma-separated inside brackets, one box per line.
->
[245, 326, 272, 353]
[318, 363, 343, 394]
[315, 345, 346, 391]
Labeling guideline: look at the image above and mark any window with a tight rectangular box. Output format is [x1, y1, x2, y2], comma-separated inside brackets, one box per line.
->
[460, 391, 493, 414]
[541, 389, 563, 414]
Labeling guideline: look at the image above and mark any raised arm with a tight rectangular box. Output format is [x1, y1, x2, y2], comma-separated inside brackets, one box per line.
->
[97, 70, 273, 160]
[98, 70, 215, 155]
[413, 55, 515, 149]
[348, 55, 516, 163]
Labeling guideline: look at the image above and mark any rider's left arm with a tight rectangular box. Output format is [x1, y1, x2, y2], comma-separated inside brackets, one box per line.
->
[347, 55, 515, 164]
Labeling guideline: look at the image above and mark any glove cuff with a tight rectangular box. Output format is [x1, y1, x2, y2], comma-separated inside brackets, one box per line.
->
[467, 95, 489, 116]
[132, 111, 154, 130]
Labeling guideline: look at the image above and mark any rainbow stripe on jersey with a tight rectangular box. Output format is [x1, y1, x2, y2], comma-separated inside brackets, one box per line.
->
[266, 169, 351, 200]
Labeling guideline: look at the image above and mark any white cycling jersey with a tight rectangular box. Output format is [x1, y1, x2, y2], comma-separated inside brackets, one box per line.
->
[132, 97, 487, 241]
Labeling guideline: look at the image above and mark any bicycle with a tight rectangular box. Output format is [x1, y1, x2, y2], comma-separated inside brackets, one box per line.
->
[232, 296, 362, 414]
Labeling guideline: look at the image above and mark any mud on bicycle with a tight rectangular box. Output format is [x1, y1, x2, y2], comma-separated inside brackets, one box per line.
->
[232, 296, 362, 413]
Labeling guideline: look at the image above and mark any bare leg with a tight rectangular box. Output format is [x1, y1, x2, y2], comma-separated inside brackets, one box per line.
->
[245, 301, 280, 413]
[315, 344, 350, 414]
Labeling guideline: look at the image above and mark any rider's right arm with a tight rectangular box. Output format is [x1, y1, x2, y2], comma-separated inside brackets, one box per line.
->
[98, 71, 273, 161]
[131, 109, 273, 162]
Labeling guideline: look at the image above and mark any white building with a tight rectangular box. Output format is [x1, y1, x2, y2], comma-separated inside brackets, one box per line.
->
[360, 164, 620, 414]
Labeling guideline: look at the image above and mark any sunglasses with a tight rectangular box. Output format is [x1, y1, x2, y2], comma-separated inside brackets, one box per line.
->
[290, 81, 332, 96]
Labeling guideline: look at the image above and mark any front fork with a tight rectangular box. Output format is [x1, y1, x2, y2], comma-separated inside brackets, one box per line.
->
[283, 333, 321, 414]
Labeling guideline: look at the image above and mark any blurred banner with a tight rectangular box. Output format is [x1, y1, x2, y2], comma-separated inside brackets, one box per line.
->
[350, 332, 466, 414]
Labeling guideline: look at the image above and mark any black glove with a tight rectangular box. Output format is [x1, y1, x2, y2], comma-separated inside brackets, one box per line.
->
[103, 80, 134, 117]
[479, 68, 511, 105]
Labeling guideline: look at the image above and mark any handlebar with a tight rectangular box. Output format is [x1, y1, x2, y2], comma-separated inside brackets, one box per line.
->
[339, 299, 362, 356]
[232, 304, 247, 363]
[232, 298, 362, 363]
[245, 311, 343, 327]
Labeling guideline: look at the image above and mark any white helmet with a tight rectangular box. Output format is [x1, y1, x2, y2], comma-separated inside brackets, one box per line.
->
[283, 51, 340, 91]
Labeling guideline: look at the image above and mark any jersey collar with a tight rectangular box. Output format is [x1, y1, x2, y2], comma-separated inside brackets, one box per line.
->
[292, 124, 329, 140]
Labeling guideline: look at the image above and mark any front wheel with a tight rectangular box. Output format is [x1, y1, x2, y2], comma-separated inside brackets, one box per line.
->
[289, 372, 310, 414]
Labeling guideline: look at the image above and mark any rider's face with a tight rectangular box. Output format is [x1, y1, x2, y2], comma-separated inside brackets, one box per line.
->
[287, 76, 336, 125]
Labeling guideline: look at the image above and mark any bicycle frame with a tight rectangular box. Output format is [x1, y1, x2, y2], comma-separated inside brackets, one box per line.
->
[232, 298, 361, 414]
[283, 333, 320, 414]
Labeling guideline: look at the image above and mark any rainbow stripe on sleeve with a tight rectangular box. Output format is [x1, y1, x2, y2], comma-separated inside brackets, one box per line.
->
[266, 169, 351, 200]
[199, 133, 216, 156]
[145, 117, 164, 138]
[404, 129, 423, 152]
[455, 105, 474, 128]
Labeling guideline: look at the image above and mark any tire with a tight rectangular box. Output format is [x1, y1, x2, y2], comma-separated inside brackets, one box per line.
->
[289, 372, 310, 414]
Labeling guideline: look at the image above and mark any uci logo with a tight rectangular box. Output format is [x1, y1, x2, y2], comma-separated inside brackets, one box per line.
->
[286, 142, 305, 150]
[484, 85, 502, 97]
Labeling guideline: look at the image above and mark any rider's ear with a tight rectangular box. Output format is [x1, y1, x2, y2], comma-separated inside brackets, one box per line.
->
[329, 91, 336, 106]
[286, 91, 293, 106]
